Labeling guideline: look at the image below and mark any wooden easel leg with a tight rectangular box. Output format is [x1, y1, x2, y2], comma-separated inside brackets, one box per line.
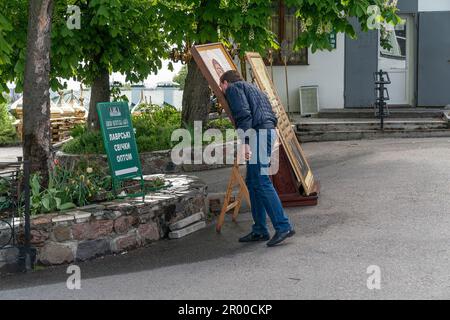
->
[215, 161, 251, 233]
[232, 192, 243, 223]
[216, 167, 235, 233]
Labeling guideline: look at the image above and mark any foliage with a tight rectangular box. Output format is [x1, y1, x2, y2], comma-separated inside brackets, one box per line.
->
[63, 104, 182, 154]
[132, 103, 182, 152]
[62, 126, 104, 154]
[206, 117, 234, 131]
[0, 0, 169, 103]
[28, 158, 167, 215]
[0, 102, 17, 146]
[111, 81, 129, 102]
[30, 159, 112, 215]
[63, 104, 239, 154]
[172, 65, 188, 90]
[30, 174, 77, 215]
[160, 0, 400, 59]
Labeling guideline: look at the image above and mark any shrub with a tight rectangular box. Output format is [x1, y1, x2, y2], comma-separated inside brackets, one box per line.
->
[0, 102, 17, 146]
[62, 105, 237, 154]
[62, 126, 104, 154]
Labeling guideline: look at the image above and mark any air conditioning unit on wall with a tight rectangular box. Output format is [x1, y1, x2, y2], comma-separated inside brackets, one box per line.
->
[299, 85, 320, 115]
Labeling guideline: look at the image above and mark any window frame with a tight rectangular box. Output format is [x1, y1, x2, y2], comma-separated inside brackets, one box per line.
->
[267, 0, 309, 66]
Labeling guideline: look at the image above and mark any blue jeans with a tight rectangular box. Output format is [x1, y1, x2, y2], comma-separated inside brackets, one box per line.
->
[245, 129, 292, 235]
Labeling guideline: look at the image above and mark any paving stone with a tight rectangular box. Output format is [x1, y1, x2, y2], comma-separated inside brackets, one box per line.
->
[169, 212, 204, 231]
[169, 221, 206, 239]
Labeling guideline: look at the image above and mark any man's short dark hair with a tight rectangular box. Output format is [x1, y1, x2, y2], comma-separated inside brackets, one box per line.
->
[220, 70, 243, 84]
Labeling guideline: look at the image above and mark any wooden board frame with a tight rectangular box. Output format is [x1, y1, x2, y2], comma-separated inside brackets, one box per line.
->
[245, 52, 315, 195]
[190, 43, 238, 124]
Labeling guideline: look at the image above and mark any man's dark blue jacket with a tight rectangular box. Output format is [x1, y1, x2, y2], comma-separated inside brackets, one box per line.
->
[225, 81, 277, 144]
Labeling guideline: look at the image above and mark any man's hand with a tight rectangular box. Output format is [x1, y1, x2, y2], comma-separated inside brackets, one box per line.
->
[240, 144, 252, 161]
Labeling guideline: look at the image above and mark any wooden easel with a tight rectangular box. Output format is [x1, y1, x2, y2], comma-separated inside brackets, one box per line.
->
[215, 159, 250, 233]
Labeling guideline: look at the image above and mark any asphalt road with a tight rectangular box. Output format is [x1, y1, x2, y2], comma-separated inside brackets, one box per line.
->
[1, 138, 449, 299]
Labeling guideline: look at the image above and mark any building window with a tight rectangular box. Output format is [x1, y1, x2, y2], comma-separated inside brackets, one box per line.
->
[267, 0, 308, 66]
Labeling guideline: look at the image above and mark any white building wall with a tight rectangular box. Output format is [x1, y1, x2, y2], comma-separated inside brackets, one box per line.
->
[269, 32, 346, 112]
[419, 0, 450, 12]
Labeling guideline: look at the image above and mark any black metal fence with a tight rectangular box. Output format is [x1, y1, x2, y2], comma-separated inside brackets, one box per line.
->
[0, 159, 33, 272]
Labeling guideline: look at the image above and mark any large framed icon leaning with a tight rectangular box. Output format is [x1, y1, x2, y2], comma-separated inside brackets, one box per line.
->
[190, 43, 238, 124]
[245, 52, 315, 196]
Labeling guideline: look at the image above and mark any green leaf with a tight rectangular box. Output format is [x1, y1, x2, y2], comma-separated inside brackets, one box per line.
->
[59, 202, 76, 211]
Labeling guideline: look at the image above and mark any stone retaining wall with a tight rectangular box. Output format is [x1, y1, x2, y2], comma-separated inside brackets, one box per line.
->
[56, 141, 237, 175]
[0, 175, 207, 272]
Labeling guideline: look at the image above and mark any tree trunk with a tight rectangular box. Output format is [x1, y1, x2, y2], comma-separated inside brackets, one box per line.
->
[181, 57, 211, 128]
[87, 67, 110, 131]
[22, 0, 54, 185]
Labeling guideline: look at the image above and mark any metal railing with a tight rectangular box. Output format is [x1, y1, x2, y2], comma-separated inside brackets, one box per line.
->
[0, 159, 33, 272]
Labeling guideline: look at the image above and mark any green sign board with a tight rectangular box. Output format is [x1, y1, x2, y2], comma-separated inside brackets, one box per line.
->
[97, 102, 143, 195]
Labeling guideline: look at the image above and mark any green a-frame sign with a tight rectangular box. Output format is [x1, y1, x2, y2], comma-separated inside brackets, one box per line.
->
[97, 101, 144, 200]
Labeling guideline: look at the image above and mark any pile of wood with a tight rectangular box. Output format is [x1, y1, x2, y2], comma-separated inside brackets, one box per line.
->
[50, 117, 86, 143]
[15, 116, 86, 143]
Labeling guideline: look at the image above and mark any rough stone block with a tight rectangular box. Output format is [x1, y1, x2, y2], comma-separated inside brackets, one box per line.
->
[138, 212, 155, 223]
[71, 211, 92, 223]
[103, 210, 122, 220]
[169, 212, 204, 231]
[169, 221, 206, 239]
[137, 222, 160, 244]
[31, 214, 56, 228]
[72, 220, 114, 240]
[52, 225, 72, 242]
[114, 216, 138, 234]
[111, 232, 138, 253]
[30, 229, 50, 247]
[38, 242, 76, 265]
[0, 246, 20, 274]
[52, 214, 75, 225]
[76, 239, 110, 261]
[78, 204, 105, 212]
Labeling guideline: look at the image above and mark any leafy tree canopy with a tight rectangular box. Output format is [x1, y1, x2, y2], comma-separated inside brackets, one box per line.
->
[0, 0, 169, 102]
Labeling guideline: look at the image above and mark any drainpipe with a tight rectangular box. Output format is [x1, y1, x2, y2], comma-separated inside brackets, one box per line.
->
[414, 13, 420, 108]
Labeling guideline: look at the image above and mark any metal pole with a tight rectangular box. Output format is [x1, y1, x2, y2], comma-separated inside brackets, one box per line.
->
[23, 160, 32, 271]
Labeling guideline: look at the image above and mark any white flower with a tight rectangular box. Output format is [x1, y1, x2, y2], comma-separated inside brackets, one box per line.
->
[86, 167, 93, 174]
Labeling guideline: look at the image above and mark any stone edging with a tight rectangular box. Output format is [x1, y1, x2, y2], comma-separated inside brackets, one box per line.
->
[0, 174, 207, 272]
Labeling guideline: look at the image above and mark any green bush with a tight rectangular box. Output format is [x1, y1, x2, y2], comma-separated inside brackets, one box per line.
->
[0, 102, 17, 146]
[62, 105, 238, 154]
[62, 126, 104, 154]
[206, 117, 234, 131]
[63, 104, 182, 154]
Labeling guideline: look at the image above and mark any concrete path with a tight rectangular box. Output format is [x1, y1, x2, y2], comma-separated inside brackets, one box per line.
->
[0, 147, 22, 163]
[1, 138, 450, 299]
